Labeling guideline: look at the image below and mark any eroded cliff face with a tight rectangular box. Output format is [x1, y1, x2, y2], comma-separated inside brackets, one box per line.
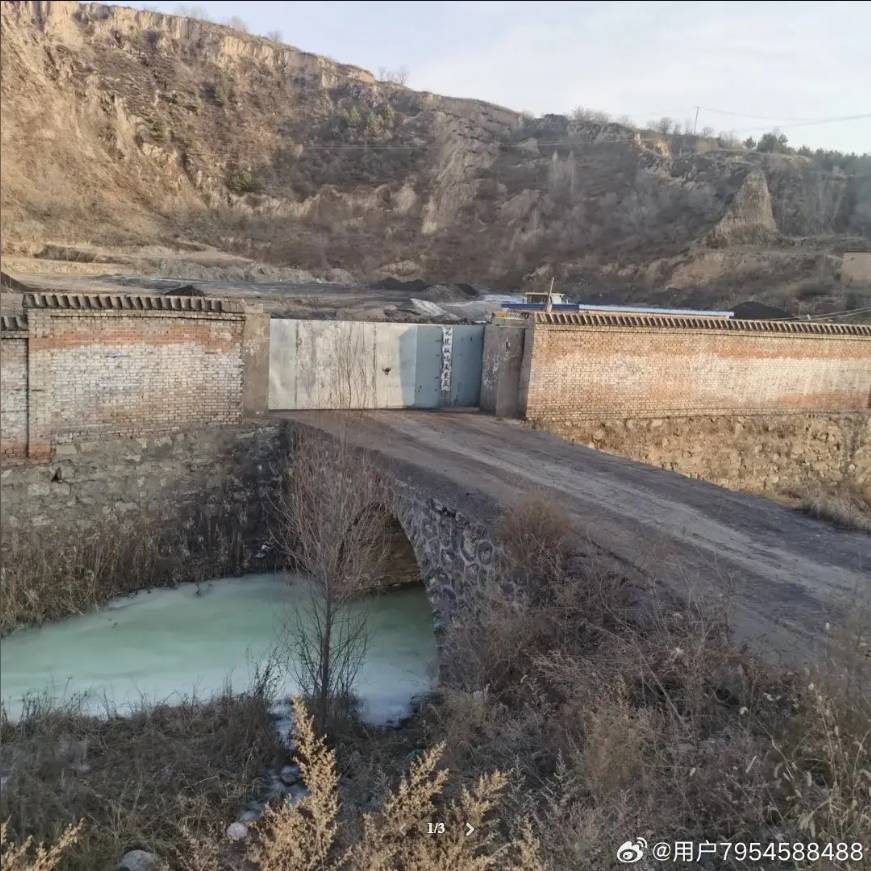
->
[2, 1, 869, 302]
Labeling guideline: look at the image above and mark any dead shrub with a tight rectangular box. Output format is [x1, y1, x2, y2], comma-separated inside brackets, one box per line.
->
[0, 507, 253, 635]
[0, 669, 282, 871]
[435, 507, 871, 869]
[575, 682, 659, 802]
[770, 591, 871, 848]
[495, 493, 573, 605]
[249, 697, 543, 870]
[249, 697, 340, 870]
[443, 495, 628, 697]
[797, 488, 871, 531]
[0, 820, 83, 871]
[771, 682, 871, 846]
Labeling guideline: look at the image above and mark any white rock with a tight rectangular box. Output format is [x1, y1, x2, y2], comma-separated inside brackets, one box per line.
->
[225, 822, 249, 841]
[117, 850, 162, 871]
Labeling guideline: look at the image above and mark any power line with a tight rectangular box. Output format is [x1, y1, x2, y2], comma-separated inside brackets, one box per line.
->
[771, 304, 871, 322]
[730, 114, 871, 134]
[696, 105, 848, 123]
[816, 305, 871, 320]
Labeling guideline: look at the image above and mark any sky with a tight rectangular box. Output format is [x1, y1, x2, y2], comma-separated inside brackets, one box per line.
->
[112, 1, 870, 153]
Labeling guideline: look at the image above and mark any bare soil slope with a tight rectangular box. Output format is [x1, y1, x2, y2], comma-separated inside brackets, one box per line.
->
[2, 1, 869, 310]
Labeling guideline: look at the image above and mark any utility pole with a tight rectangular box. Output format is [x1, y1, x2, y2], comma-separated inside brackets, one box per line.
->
[545, 276, 555, 313]
[693, 105, 700, 135]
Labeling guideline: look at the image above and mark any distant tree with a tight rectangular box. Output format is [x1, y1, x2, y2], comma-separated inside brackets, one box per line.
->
[756, 129, 790, 153]
[650, 116, 674, 134]
[265, 29, 283, 43]
[701, 126, 715, 137]
[226, 15, 249, 32]
[377, 65, 409, 85]
[365, 111, 385, 138]
[225, 164, 260, 194]
[571, 106, 610, 124]
[616, 114, 634, 127]
[743, 136, 756, 149]
[205, 79, 229, 106]
[174, 4, 208, 19]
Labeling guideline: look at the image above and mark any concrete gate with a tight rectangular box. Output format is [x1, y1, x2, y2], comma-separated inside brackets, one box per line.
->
[268, 320, 483, 410]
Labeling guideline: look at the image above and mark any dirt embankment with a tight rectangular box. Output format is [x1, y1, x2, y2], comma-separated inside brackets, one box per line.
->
[1, 1, 869, 311]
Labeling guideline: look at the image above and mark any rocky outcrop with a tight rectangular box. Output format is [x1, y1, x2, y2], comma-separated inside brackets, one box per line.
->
[1, 1, 868, 302]
[707, 170, 778, 246]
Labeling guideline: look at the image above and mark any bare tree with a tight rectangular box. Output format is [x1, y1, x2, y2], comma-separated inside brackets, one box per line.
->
[265, 29, 283, 43]
[718, 130, 741, 149]
[175, 4, 208, 19]
[650, 116, 674, 134]
[377, 65, 410, 85]
[226, 15, 249, 32]
[275, 432, 391, 730]
[571, 106, 611, 124]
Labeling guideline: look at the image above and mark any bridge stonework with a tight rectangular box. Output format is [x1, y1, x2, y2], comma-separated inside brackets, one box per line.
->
[391, 486, 497, 630]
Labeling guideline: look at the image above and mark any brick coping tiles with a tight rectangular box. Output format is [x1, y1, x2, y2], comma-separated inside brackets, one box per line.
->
[527, 311, 871, 337]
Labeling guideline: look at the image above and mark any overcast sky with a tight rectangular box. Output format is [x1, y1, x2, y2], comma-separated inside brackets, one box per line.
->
[116, 1, 870, 153]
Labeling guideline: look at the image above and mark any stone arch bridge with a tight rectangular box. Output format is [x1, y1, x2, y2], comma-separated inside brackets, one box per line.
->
[278, 410, 869, 667]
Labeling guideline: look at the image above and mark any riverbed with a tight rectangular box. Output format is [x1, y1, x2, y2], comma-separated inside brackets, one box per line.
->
[0, 573, 437, 725]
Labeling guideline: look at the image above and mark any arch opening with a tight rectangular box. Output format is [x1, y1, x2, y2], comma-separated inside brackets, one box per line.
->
[376, 513, 424, 589]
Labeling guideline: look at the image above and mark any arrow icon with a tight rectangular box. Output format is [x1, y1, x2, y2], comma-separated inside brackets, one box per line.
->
[465, 823, 475, 837]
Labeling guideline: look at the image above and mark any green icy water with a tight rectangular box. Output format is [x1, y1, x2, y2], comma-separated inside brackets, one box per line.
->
[0, 574, 437, 725]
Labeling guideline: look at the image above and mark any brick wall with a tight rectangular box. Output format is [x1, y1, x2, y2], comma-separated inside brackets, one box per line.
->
[519, 314, 871, 422]
[0, 329, 28, 457]
[28, 309, 245, 456]
[0, 295, 269, 460]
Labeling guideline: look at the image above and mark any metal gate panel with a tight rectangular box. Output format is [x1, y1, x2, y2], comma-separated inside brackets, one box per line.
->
[268, 319, 483, 410]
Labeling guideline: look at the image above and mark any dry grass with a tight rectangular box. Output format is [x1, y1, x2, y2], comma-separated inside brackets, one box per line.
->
[0, 668, 282, 871]
[796, 486, 871, 532]
[0, 820, 83, 871]
[4, 494, 869, 870]
[430, 497, 871, 870]
[249, 696, 341, 870]
[0, 510, 251, 635]
[247, 697, 544, 871]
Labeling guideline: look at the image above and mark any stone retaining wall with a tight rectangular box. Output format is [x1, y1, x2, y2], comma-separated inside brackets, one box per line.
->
[537, 412, 870, 497]
[0, 423, 284, 585]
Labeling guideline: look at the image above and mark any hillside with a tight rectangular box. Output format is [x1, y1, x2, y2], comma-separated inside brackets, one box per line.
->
[1, 0, 870, 311]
